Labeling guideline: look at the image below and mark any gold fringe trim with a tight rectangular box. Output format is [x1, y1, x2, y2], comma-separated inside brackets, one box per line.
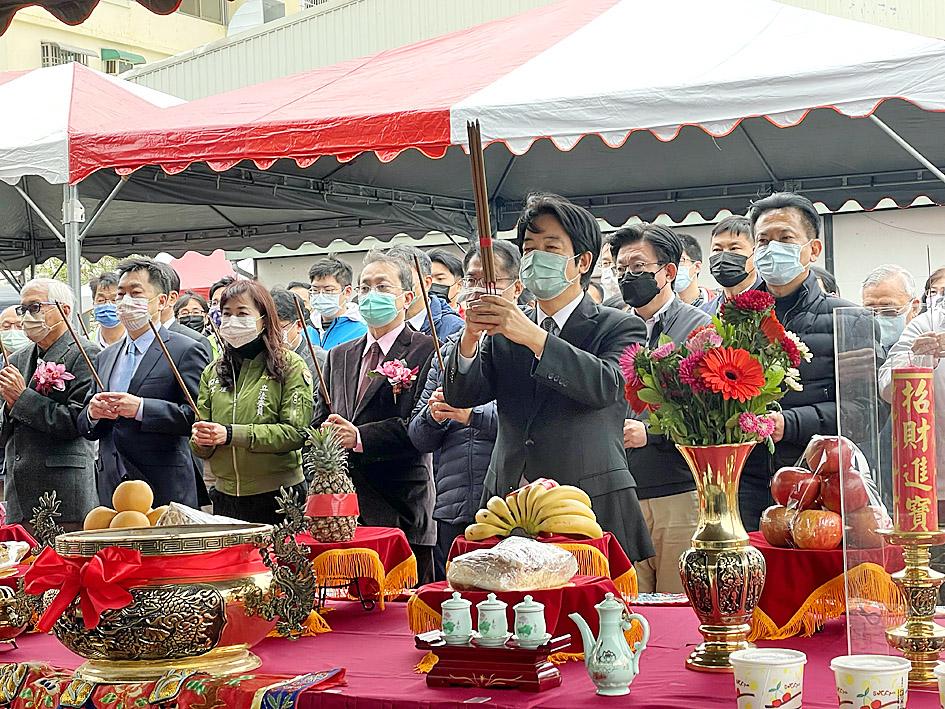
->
[414, 651, 439, 673]
[613, 569, 638, 600]
[383, 556, 418, 601]
[747, 562, 905, 641]
[267, 609, 332, 638]
[554, 543, 611, 578]
[310, 548, 418, 612]
[409, 595, 646, 672]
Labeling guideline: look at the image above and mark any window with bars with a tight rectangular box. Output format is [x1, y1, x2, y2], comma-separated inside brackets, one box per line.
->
[40, 42, 90, 68]
[104, 58, 135, 75]
[300, 0, 331, 7]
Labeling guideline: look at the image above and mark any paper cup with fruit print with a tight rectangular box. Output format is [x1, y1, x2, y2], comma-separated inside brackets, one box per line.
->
[730, 648, 806, 709]
[830, 655, 909, 709]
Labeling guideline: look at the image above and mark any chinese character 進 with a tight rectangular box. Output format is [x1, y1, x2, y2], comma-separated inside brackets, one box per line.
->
[906, 495, 932, 531]
[902, 379, 931, 415]
[903, 457, 934, 492]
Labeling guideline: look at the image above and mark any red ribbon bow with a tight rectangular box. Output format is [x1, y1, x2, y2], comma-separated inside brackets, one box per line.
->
[24, 545, 143, 633]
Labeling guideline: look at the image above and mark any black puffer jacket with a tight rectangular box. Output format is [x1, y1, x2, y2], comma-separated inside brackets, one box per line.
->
[762, 270, 881, 469]
[408, 334, 498, 525]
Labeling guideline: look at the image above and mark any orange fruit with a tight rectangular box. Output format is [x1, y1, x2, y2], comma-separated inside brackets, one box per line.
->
[112, 480, 154, 514]
[109, 510, 150, 529]
[146, 506, 168, 526]
[83, 506, 117, 531]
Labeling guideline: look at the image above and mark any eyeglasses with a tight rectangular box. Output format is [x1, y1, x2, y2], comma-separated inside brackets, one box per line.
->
[460, 277, 516, 290]
[615, 262, 665, 279]
[310, 287, 342, 295]
[870, 305, 910, 318]
[356, 284, 402, 297]
[15, 301, 54, 316]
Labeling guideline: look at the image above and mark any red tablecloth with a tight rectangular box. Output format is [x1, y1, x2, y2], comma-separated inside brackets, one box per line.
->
[748, 532, 905, 640]
[0, 525, 36, 547]
[298, 527, 417, 609]
[3, 601, 937, 708]
[448, 533, 637, 598]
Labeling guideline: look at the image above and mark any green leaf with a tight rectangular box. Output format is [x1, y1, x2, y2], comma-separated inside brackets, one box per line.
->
[636, 388, 662, 404]
[101, 692, 117, 703]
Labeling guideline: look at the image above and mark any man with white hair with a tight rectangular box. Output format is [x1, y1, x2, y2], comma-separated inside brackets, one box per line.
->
[0, 278, 100, 530]
[862, 264, 920, 350]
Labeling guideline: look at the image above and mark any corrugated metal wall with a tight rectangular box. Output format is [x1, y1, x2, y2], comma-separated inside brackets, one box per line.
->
[126, 0, 558, 98]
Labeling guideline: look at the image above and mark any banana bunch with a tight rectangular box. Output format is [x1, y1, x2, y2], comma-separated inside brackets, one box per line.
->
[465, 479, 603, 541]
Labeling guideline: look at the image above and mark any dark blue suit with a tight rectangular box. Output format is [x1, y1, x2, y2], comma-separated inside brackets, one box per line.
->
[79, 326, 211, 508]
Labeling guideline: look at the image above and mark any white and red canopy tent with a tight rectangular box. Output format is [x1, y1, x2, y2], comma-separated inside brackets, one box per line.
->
[9, 0, 945, 285]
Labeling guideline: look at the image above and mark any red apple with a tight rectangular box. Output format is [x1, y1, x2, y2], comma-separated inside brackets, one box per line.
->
[805, 436, 856, 475]
[845, 506, 890, 549]
[791, 509, 843, 550]
[771, 467, 821, 510]
[821, 469, 870, 513]
[760, 505, 797, 548]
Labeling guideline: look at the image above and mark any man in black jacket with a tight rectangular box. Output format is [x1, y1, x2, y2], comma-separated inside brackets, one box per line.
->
[443, 193, 654, 563]
[748, 192, 878, 528]
[614, 224, 711, 593]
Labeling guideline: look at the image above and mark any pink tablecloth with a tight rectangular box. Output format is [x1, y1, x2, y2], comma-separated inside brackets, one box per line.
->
[3, 601, 937, 708]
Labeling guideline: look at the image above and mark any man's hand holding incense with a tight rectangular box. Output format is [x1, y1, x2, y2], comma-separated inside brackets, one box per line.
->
[465, 295, 548, 358]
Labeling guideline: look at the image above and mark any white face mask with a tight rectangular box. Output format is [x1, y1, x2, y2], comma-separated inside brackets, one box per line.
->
[219, 315, 262, 349]
[600, 267, 620, 299]
[116, 295, 155, 332]
[21, 311, 51, 343]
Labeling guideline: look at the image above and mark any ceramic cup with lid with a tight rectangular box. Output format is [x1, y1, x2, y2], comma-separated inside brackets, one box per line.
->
[441, 591, 473, 645]
[513, 595, 547, 648]
[830, 655, 909, 709]
[476, 593, 509, 641]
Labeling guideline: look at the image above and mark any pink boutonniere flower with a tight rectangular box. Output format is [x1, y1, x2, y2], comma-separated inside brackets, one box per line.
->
[32, 359, 75, 396]
[369, 358, 419, 403]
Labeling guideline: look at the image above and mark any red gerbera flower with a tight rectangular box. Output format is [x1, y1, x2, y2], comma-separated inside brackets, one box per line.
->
[779, 334, 802, 368]
[624, 381, 655, 414]
[760, 312, 786, 344]
[729, 290, 775, 312]
[697, 347, 766, 402]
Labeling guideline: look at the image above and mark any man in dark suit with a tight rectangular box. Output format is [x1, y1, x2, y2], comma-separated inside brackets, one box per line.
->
[0, 279, 100, 529]
[443, 193, 654, 563]
[79, 258, 211, 508]
[158, 263, 213, 361]
[314, 250, 436, 583]
[614, 224, 711, 593]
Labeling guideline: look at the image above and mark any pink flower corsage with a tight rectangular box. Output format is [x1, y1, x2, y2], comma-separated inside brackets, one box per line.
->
[369, 358, 419, 402]
[32, 359, 75, 396]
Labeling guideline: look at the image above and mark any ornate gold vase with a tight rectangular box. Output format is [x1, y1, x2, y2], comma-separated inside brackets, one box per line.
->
[676, 442, 766, 673]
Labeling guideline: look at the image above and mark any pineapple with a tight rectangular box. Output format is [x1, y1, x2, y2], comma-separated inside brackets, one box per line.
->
[303, 428, 358, 542]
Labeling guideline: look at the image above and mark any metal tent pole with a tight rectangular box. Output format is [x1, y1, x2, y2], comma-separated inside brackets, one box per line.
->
[869, 115, 945, 186]
[62, 184, 85, 317]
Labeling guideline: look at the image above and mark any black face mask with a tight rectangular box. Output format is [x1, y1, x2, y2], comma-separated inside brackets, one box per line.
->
[620, 271, 663, 308]
[429, 283, 452, 301]
[179, 315, 206, 333]
[709, 252, 750, 288]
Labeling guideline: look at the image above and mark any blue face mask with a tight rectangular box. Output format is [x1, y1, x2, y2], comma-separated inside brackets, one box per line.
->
[754, 241, 808, 287]
[520, 250, 580, 300]
[359, 291, 401, 328]
[208, 305, 222, 327]
[310, 292, 341, 317]
[93, 303, 120, 329]
[876, 313, 907, 349]
[673, 265, 692, 294]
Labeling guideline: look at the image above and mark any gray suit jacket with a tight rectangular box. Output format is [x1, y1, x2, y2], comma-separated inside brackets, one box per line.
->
[0, 332, 100, 524]
[645, 295, 712, 348]
[443, 294, 655, 561]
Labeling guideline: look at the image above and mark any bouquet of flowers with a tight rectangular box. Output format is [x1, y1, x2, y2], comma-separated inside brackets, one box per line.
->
[369, 358, 419, 402]
[621, 291, 811, 450]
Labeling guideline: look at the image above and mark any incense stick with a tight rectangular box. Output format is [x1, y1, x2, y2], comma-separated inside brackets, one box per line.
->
[292, 295, 332, 411]
[146, 319, 201, 420]
[74, 311, 91, 340]
[54, 301, 104, 391]
[467, 121, 496, 293]
[412, 254, 445, 372]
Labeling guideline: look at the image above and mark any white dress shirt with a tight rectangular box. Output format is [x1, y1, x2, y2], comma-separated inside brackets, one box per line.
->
[407, 310, 427, 332]
[634, 294, 674, 344]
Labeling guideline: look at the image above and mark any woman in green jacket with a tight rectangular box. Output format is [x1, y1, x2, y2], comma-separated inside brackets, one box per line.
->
[191, 280, 314, 524]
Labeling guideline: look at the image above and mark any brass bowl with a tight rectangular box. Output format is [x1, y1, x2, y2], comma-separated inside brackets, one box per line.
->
[51, 524, 278, 682]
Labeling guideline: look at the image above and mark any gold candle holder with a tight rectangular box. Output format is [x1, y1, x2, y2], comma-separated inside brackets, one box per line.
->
[877, 529, 945, 687]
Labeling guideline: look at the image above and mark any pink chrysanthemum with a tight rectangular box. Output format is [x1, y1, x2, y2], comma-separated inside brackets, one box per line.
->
[619, 343, 643, 387]
[754, 415, 776, 439]
[729, 290, 775, 312]
[679, 352, 709, 392]
[650, 342, 675, 361]
[738, 412, 776, 439]
[687, 326, 722, 353]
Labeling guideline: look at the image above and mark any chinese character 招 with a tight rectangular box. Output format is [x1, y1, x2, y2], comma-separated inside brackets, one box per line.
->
[902, 379, 931, 415]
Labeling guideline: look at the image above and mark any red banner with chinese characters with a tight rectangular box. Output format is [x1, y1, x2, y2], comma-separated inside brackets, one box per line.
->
[891, 367, 938, 532]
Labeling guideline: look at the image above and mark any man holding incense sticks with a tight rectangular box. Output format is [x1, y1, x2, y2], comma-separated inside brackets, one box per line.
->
[443, 193, 655, 562]
[0, 279, 99, 530]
